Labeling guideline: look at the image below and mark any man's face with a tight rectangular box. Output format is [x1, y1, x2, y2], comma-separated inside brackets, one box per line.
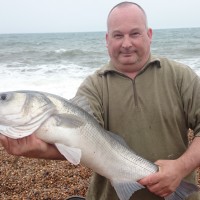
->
[106, 5, 152, 73]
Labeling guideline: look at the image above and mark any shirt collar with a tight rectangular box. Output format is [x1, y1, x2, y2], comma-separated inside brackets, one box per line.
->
[97, 54, 161, 76]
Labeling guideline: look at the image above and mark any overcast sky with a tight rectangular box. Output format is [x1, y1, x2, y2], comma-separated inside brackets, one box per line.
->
[1, 0, 200, 34]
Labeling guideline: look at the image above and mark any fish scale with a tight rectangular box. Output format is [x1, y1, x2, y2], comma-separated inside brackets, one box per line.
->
[0, 90, 199, 200]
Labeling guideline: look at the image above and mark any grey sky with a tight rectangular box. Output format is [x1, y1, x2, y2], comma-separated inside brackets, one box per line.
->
[0, 0, 200, 34]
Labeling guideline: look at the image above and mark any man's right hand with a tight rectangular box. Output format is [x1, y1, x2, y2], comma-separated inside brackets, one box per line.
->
[0, 134, 64, 160]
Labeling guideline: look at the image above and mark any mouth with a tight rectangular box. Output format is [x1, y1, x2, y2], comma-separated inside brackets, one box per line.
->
[120, 50, 136, 57]
[120, 52, 134, 57]
[122, 53, 132, 57]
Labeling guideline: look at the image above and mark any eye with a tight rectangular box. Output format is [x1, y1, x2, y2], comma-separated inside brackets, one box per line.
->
[113, 33, 123, 39]
[114, 34, 122, 38]
[0, 93, 8, 101]
[131, 32, 140, 37]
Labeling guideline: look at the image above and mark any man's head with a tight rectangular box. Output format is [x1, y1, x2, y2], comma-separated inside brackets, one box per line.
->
[106, 2, 152, 76]
[107, 2, 148, 29]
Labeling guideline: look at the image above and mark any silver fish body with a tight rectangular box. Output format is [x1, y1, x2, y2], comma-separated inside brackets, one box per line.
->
[0, 90, 198, 200]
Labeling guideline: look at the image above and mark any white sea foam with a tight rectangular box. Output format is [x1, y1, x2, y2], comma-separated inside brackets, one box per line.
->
[0, 75, 83, 99]
[0, 63, 95, 99]
[0, 30, 200, 99]
[54, 48, 67, 54]
[176, 58, 200, 75]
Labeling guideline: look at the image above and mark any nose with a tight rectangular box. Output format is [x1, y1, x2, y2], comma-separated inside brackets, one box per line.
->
[122, 36, 132, 49]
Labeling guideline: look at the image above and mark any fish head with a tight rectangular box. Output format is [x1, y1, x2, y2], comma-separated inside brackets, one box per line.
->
[0, 91, 56, 138]
[0, 92, 27, 119]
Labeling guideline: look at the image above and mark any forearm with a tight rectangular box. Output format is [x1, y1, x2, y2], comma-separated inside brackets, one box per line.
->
[176, 136, 200, 177]
[139, 136, 200, 197]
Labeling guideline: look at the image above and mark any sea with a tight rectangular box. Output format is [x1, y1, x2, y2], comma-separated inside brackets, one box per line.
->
[0, 27, 200, 99]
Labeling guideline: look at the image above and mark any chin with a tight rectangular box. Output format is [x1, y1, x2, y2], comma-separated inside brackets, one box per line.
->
[119, 57, 137, 64]
[120, 60, 137, 65]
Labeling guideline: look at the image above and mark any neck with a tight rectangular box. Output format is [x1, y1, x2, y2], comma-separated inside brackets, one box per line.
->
[123, 71, 139, 79]
[115, 64, 145, 79]
[112, 56, 150, 79]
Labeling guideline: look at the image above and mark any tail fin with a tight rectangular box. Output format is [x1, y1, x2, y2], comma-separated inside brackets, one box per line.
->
[165, 181, 199, 200]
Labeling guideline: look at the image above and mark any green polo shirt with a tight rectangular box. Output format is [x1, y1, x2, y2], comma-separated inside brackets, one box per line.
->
[76, 55, 200, 200]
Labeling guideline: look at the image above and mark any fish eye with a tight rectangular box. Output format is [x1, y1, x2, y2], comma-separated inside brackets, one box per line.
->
[0, 93, 8, 101]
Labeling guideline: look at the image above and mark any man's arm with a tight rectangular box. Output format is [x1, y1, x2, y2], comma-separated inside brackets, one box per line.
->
[0, 133, 65, 160]
[139, 136, 200, 197]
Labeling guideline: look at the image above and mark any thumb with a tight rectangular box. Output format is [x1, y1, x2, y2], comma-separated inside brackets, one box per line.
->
[138, 173, 158, 186]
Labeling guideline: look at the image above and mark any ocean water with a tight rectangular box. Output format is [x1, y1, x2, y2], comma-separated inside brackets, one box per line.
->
[0, 28, 200, 99]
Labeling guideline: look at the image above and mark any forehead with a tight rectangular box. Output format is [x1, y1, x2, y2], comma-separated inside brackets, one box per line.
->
[107, 5, 146, 32]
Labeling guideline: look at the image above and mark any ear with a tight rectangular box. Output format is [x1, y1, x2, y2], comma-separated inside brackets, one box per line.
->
[106, 32, 109, 48]
[147, 28, 153, 43]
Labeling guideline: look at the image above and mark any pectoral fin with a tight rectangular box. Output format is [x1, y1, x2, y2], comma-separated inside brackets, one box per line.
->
[55, 143, 81, 165]
[55, 114, 85, 128]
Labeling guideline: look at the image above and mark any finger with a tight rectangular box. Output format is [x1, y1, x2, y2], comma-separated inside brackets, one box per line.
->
[154, 187, 173, 198]
[139, 172, 160, 186]
[147, 182, 174, 197]
[0, 134, 9, 148]
[0, 134, 6, 142]
[0, 135, 26, 155]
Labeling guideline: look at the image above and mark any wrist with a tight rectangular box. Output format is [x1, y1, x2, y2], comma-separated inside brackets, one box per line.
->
[175, 156, 196, 178]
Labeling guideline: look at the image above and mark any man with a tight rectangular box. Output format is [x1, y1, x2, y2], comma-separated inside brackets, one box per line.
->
[0, 2, 200, 200]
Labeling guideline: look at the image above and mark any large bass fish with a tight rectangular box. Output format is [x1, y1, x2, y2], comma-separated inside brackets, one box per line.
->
[0, 90, 199, 200]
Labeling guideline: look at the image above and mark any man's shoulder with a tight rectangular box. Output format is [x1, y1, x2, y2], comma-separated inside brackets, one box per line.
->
[153, 55, 195, 75]
[155, 55, 188, 69]
[83, 62, 111, 83]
